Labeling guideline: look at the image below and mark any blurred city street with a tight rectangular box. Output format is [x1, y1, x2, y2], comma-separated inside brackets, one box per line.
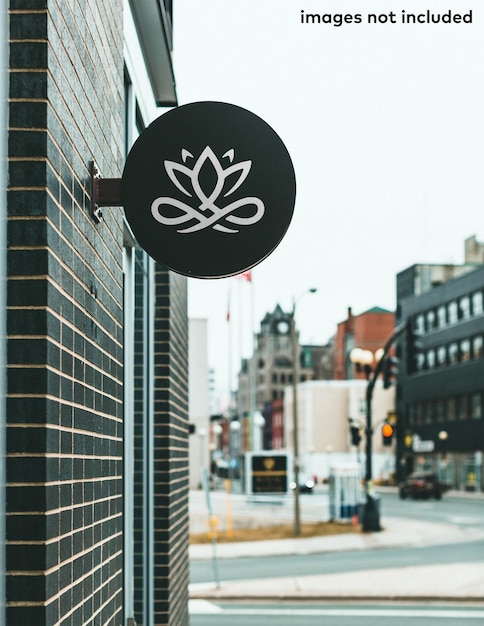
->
[189, 486, 484, 623]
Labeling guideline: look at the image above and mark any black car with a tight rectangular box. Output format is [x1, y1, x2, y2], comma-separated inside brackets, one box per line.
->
[399, 472, 445, 500]
[289, 479, 315, 494]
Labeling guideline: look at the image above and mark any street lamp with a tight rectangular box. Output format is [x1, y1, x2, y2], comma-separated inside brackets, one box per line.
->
[349, 321, 407, 532]
[291, 287, 317, 536]
[349, 347, 381, 531]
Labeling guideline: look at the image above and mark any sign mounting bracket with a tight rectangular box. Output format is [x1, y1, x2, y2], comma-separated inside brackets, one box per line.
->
[90, 161, 123, 223]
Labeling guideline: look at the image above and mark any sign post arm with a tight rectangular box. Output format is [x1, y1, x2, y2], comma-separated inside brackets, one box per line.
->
[90, 161, 123, 223]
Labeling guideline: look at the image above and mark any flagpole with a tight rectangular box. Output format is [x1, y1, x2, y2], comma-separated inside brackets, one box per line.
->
[227, 282, 232, 415]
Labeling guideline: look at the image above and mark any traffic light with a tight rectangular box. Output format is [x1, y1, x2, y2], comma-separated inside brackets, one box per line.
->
[382, 421, 394, 446]
[382, 355, 399, 389]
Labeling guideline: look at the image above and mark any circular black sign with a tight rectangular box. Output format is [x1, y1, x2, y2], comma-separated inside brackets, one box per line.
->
[122, 102, 296, 279]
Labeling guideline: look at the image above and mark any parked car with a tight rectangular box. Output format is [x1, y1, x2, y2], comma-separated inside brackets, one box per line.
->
[399, 472, 445, 500]
[289, 479, 315, 494]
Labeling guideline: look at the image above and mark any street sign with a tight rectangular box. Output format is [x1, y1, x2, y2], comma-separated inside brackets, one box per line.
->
[246, 452, 289, 495]
[122, 101, 296, 278]
[413, 439, 435, 452]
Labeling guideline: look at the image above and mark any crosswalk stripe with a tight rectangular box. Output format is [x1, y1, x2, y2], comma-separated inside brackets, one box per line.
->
[189, 604, 484, 619]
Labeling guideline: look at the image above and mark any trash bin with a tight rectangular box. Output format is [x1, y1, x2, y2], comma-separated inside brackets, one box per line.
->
[329, 464, 363, 522]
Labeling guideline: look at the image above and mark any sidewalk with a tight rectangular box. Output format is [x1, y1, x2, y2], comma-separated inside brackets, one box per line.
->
[189, 515, 484, 602]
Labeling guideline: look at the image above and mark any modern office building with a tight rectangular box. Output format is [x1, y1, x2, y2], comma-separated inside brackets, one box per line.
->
[4, 2, 189, 625]
[396, 245, 484, 490]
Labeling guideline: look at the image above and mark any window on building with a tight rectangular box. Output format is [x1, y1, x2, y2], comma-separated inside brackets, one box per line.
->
[459, 295, 471, 320]
[437, 305, 447, 328]
[471, 393, 482, 419]
[447, 301, 458, 324]
[272, 373, 277, 384]
[460, 339, 471, 362]
[416, 352, 425, 371]
[275, 356, 291, 367]
[472, 290, 483, 315]
[426, 309, 436, 330]
[437, 346, 447, 366]
[448, 342, 459, 364]
[414, 403, 422, 424]
[427, 349, 435, 368]
[459, 395, 469, 420]
[423, 402, 432, 424]
[472, 335, 483, 359]
[408, 403, 415, 425]
[435, 399, 445, 422]
[415, 314, 425, 333]
[446, 397, 456, 421]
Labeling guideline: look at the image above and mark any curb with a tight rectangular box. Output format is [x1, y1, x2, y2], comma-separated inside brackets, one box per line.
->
[189, 592, 484, 603]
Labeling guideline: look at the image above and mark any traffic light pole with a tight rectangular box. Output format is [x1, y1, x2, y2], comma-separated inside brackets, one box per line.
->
[361, 321, 407, 532]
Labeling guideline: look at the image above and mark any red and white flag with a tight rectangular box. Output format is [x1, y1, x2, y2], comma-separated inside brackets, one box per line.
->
[236, 270, 252, 282]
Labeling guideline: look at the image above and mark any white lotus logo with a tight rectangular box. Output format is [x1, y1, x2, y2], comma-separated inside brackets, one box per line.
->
[150, 147, 265, 234]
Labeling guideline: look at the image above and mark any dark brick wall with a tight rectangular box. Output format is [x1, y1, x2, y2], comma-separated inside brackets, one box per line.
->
[153, 268, 189, 626]
[7, 1, 124, 624]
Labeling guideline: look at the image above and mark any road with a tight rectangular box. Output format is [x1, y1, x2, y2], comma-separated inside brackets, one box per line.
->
[379, 491, 483, 530]
[189, 490, 484, 623]
[190, 490, 484, 584]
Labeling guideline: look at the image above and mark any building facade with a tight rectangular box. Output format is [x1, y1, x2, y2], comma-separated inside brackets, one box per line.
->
[334, 306, 396, 380]
[236, 304, 328, 450]
[283, 380, 396, 483]
[5, 2, 189, 626]
[188, 318, 210, 489]
[396, 260, 484, 490]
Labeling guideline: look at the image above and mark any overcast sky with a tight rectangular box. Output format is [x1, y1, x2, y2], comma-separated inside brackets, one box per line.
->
[173, 0, 484, 406]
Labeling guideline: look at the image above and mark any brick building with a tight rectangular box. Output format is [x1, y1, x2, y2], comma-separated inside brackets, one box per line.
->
[334, 306, 395, 380]
[3, 2, 189, 625]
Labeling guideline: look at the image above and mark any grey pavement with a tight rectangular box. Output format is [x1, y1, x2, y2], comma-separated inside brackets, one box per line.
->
[189, 491, 484, 602]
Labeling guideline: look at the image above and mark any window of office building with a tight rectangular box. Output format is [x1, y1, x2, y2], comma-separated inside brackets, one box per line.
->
[423, 402, 432, 424]
[426, 309, 436, 330]
[472, 290, 483, 315]
[472, 335, 483, 359]
[447, 301, 458, 324]
[459, 295, 471, 320]
[446, 397, 456, 421]
[416, 352, 426, 371]
[427, 349, 435, 368]
[408, 403, 415, 425]
[448, 342, 459, 364]
[437, 305, 447, 328]
[459, 395, 469, 420]
[437, 346, 447, 366]
[435, 399, 445, 422]
[415, 313, 425, 333]
[415, 403, 424, 424]
[471, 393, 482, 419]
[460, 339, 471, 362]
